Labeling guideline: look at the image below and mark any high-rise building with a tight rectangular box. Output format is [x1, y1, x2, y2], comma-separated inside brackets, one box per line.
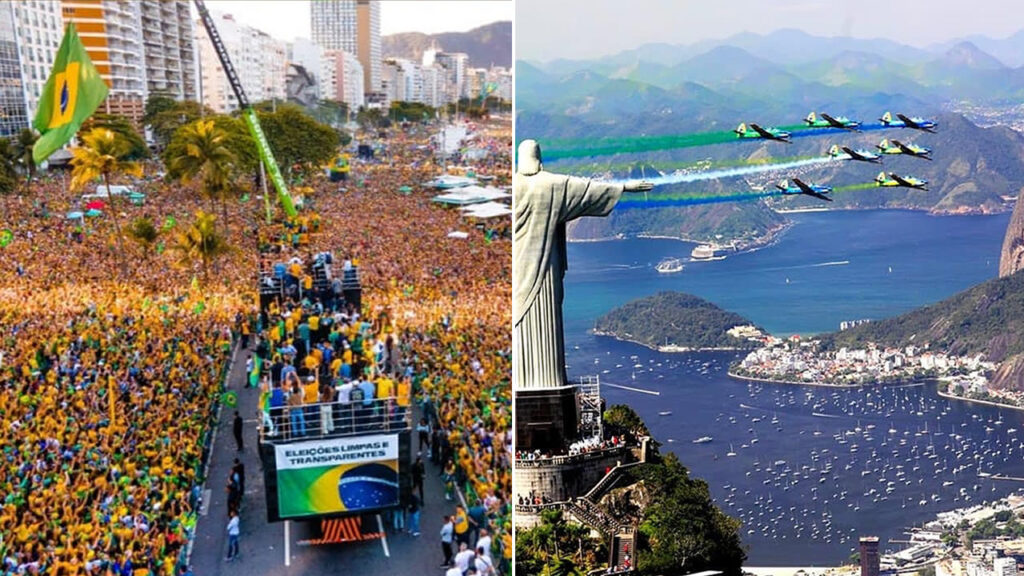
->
[58, 1, 197, 123]
[11, 1, 63, 122]
[321, 49, 364, 108]
[138, 1, 196, 101]
[0, 3, 30, 137]
[196, 11, 287, 113]
[355, 0, 379, 93]
[310, 0, 379, 95]
[995, 557, 1017, 576]
[860, 536, 880, 576]
[434, 51, 468, 104]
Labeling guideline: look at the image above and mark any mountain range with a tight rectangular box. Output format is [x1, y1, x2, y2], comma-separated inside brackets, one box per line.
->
[528, 28, 1024, 74]
[382, 21, 511, 69]
[518, 30, 1024, 245]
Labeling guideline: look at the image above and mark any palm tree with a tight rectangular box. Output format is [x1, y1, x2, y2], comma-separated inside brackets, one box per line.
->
[0, 138, 17, 198]
[14, 129, 38, 195]
[170, 210, 231, 285]
[168, 119, 237, 226]
[127, 216, 159, 260]
[70, 128, 142, 275]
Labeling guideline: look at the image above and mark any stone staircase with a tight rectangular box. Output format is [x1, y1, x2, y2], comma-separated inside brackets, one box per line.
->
[610, 527, 636, 572]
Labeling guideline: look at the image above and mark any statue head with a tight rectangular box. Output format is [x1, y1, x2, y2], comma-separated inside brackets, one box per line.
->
[517, 140, 542, 176]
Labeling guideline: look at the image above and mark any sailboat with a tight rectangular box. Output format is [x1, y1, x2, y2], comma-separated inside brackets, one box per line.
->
[727, 444, 737, 457]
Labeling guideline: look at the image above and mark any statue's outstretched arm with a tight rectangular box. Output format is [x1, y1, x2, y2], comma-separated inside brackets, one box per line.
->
[623, 180, 654, 193]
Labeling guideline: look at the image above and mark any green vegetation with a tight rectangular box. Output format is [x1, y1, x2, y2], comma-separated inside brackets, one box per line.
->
[144, 96, 215, 150]
[603, 404, 651, 440]
[595, 291, 760, 350]
[255, 103, 339, 178]
[80, 114, 149, 160]
[966, 512, 1024, 545]
[819, 270, 1024, 388]
[389, 101, 436, 122]
[127, 216, 160, 259]
[69, 128, 144, 275]
[517, 405, 746, 576]
[633, 452, 746, 575]
[515, 509, 603, 576]
[170, 210, 232, 286]
[168, 120, 240, 227]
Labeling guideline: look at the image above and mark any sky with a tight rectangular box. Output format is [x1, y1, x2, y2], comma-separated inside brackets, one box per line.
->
[516, 0, 1024, 62]
[201, 0, 511, 42]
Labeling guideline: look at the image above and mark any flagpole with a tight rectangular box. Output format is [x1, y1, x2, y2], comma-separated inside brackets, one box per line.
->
[108, 376, 116, 427]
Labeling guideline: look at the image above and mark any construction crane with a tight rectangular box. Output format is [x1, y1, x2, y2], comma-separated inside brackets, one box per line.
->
[193, 0, 297, 219]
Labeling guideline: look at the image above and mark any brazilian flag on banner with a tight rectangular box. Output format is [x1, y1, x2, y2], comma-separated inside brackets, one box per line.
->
[33, 23, 109, 164]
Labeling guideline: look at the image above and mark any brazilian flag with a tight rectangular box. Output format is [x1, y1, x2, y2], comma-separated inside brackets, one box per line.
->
[249, 355, 261, 388]
[32, 22, 109, 164]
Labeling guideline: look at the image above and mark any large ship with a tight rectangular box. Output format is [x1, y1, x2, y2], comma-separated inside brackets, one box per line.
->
[656, 257, 684, 274]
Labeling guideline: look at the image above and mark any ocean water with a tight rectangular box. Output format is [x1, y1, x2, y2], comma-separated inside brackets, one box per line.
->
[562, 210, 1021, 565]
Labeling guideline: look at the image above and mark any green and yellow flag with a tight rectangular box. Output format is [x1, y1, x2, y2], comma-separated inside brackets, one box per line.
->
[32, 22, 109, 164]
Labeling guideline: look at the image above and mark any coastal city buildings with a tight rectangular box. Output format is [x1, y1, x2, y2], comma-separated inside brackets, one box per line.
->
[736, 339, 999, 390]
[196, 11, 287, 113]
[0, 2, 31, 138]
[61, 0, 196, 122]
[10, 0, 62, 128]
[5, 0, 197, 128]
[2, 0, 506, 134]
[310, 0, 381, 95]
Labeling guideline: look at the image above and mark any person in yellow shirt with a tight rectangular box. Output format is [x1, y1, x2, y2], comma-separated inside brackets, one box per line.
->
[376, 377, 394, 400]
[453, 504, 470, 546]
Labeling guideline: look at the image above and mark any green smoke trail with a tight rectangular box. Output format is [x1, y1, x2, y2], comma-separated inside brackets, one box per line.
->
[544, 131, 740, 160]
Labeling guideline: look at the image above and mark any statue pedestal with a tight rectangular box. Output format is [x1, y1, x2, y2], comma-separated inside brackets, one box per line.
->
[515, 385, 579, 452]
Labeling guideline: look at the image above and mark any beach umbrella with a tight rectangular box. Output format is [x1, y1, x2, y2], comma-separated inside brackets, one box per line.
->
[399, 186, 412, 194]
[85, 209, 102, 218]
[66, 211, 84, 220]
[85, 200, 105, 211]
[0, 229, 11, 247]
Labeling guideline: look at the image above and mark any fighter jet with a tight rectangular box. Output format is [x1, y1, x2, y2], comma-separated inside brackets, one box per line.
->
[890, 140, 932, 160]
[829, 144, 882, 164]
[735, 123, 791, 143]
[875, 172, 929, 191]
[876, 139, 932, 160]
[876, 139, 902, 155]
[805, 112, 861, 131]
[777, 178, 833, 202]
[879, 112, 938, 133]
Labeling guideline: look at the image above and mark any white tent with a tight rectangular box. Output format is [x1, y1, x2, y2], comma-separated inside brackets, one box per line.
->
[460, 202, 512, 219]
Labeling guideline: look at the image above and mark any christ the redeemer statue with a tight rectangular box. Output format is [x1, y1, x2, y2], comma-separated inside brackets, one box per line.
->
[513, 139, 652, 391]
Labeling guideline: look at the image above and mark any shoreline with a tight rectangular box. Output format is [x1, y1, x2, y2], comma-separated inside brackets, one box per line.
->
[936, 388, 1024, 412]
[592, 331, 750, 354]
[726, 369, 865, 388]
[727, 369, 934, 389]
[569, 207, 1008, 247]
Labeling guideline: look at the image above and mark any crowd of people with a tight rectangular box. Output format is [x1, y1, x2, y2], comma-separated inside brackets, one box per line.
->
[0, 115, 512, 574]
[0, 283, 241, 575]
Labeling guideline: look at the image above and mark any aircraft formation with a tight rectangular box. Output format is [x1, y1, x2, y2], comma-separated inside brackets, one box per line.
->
[733, 110, 939, 202]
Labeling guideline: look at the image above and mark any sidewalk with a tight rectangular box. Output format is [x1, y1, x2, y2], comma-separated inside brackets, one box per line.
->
[189, 345, 461, 575]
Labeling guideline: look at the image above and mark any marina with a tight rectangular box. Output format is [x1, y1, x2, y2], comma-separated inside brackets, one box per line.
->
[576, 344, 1024, 564]
[563, 210, 1016, 564]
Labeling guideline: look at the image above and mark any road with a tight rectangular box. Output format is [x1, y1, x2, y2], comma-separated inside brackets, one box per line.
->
[189, 344, 458, 575]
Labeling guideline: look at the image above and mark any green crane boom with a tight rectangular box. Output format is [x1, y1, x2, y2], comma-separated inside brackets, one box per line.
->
[193, 0, 296, 218]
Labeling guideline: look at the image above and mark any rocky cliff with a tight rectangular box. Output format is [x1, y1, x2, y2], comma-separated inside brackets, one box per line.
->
[1000, 198, 1024, 277]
